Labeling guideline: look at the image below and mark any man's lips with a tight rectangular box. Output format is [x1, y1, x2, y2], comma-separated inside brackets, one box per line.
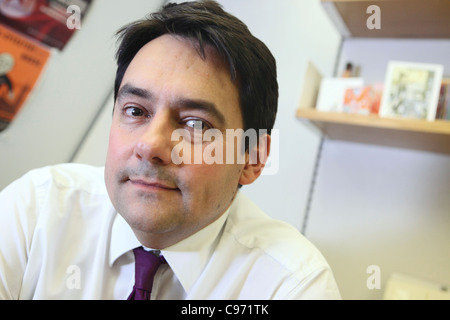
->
[128, 178, 179, 191]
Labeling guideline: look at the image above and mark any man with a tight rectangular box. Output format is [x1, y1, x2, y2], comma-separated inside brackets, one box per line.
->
[0, 1, 341, 299]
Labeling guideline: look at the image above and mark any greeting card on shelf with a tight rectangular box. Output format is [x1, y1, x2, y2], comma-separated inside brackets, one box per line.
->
[342, 84, 383, 115]
[316, 77, 364, 112]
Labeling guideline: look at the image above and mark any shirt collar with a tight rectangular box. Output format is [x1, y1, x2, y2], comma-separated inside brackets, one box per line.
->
[109, 205, 231, 294]
[109, 213, 141, 266]
[161, 209, 230, 294]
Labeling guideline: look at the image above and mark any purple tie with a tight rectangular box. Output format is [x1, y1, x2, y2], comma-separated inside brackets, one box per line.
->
[127, 247, 166, 300]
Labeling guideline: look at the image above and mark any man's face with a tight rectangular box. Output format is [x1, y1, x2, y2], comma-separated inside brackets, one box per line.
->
[105, 35, 247, 248]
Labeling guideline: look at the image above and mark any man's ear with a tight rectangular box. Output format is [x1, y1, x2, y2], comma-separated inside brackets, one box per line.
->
[239, 133, 271, 186]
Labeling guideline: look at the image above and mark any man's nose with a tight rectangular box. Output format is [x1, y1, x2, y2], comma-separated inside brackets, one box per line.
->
[134, 112, 174, 165]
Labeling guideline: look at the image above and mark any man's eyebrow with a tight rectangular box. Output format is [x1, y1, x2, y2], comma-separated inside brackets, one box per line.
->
[117, 83, 153, 101]
[176, 98, 226, 126]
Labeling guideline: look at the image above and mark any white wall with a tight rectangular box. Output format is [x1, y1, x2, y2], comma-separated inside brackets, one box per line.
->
[71, 93, 113, 166]
[308, 141, 450, 300]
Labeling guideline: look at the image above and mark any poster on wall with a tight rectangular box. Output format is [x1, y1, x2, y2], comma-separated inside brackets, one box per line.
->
[0, 0, 93, 50]
[0, 24, 50, 131]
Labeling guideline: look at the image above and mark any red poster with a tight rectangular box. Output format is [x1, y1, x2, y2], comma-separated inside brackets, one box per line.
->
[0, 24, 50, 131]
[0, 0, 92, 50]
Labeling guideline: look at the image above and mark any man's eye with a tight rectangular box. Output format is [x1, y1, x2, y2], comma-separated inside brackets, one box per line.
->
[124, 106, 146, 117]
[185, 119, 210, 131]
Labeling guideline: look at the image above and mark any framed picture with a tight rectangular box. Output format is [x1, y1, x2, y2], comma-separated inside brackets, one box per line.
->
[379, 61, 443, 121]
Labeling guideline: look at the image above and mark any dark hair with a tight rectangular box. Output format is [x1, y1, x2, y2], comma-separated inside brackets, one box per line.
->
[114, 0, 278, 137]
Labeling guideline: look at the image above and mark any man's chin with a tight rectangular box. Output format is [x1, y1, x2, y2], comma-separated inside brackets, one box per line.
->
[120, 207, 183, 234]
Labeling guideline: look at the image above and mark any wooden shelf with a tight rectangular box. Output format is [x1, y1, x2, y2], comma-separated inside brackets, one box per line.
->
[322, 0, 450, 38]
[296, 108, 450, 154]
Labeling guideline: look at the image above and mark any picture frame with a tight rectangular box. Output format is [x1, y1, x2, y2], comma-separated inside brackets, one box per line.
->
[379, 61, 443, 121]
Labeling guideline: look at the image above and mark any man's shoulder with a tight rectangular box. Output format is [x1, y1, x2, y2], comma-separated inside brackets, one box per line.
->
[226, 192, 310, 247]
[26, 163, 106, 195]
[225, 192, 330, 273]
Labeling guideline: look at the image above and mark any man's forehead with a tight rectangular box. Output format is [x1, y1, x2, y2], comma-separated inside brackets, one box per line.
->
[131, 34, 232, 79]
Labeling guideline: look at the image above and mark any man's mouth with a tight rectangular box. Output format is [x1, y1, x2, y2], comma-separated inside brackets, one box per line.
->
[128, 178, 180, 191]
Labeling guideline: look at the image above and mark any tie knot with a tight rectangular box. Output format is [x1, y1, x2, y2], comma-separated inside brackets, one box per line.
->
[133, 247, 166, 292]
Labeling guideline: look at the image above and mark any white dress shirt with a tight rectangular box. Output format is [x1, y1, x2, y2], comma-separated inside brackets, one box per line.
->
[0, 163, 341, 300]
